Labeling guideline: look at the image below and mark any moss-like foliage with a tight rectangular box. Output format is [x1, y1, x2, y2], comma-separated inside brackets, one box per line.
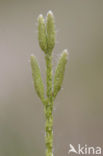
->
[46, 11, 55, 54]
[30, 11, 68, 156]
[38, 14, 47, 53]
[53, 50, 68, 98]
[31, 55, 45, 103]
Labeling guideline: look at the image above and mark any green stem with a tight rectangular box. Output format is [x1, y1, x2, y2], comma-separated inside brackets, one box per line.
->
[31, 11, 68, 156]
[45, 54, 53, 156]
[45, 55, 52, 99]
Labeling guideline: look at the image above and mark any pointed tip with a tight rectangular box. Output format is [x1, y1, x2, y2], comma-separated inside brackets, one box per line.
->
[31, 54, 34, 58]
[37, 14, 44, 22]
[47, 10, 54, 17]
[61, 49, 69, 57]
[38, 14, 43, 18]
[63, 49, 69, 55]
[60, 49, 69, 61]
[30, 54, 36, 60]
[48, 10, 53, 15]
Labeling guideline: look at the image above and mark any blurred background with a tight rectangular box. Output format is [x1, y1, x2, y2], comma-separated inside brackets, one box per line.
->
[0, 0, 103, 155]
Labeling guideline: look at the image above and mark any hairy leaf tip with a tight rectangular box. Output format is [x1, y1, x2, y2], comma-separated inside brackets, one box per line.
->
[62, 49, 68, 55]
[47, 10, 54, 16]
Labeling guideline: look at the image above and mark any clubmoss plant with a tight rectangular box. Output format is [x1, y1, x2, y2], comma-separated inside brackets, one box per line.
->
[30, 11, 68, 156]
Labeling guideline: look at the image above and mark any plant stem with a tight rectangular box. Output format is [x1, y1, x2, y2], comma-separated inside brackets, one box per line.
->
[45, 55, 52, 99]
[31, 11, 68, 156]
[45, 54, 53, 156]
